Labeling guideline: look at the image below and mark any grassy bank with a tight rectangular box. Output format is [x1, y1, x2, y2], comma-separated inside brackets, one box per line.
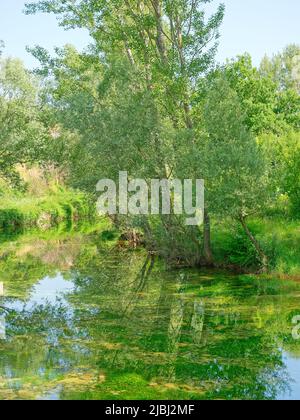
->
[212, 217, 300, 277]
[0, 187, 95, 231]
[1, 186, 299, 278]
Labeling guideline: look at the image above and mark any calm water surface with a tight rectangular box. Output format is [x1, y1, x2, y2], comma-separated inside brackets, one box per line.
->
[0, 229, 300, 400]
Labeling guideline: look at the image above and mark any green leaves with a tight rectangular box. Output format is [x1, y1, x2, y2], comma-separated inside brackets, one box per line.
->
[0, 58, 41, 184]
[203, 77, 269, 219]
[260, 44, 300, 94]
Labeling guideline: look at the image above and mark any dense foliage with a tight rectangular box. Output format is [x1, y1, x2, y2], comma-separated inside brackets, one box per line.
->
[0, 1, 299, 271]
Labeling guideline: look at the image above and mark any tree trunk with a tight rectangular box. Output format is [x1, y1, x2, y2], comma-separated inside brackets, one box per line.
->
[239, 216, 268, 272]
[203, 209, 213, 266]
[152, 0, 168, 64]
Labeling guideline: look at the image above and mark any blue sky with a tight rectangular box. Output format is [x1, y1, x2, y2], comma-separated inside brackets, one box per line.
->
[0, 0, 299, 68]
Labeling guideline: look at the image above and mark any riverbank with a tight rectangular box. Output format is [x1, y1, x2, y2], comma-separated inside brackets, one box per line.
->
[0, 188, 95, 231]
[212, 217, 300, 277]
[1, 194, 299, 278]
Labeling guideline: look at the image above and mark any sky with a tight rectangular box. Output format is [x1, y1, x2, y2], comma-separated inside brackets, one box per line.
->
[0, 0, 299, 68]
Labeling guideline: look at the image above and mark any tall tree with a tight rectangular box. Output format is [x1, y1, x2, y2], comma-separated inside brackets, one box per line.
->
[260, 44, 300, 94]
[25, 0, 225, 127]
[203, 78, 270, 271]
[260, 45, 300, 131]
[26, 0, 225, 266]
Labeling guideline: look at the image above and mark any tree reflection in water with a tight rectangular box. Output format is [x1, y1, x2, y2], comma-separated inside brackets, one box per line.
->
[0, 230, 299, 400]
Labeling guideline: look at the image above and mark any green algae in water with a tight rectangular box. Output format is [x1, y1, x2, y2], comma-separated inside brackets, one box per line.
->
[0, 230, 300, 400]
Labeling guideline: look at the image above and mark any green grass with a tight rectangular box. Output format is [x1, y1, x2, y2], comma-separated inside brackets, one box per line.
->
[0, 187, 95, 231]
[212, 217, 300, 276]
[1, 185, 299, 277]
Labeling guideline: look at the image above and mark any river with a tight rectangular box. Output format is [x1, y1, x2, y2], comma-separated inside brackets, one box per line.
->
[0, 227, 300, 400]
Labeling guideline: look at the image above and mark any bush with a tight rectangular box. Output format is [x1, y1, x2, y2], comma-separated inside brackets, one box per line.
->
[218, 223, 261, 269]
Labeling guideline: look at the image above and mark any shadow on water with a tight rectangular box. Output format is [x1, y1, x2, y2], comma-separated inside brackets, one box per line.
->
[0, 226, 300, 400]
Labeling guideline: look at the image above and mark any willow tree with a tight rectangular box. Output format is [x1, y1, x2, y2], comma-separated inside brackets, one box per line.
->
[25, 1, 225, 121]
[26, 0, 225, 265]
[203, 78, 270, 271]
